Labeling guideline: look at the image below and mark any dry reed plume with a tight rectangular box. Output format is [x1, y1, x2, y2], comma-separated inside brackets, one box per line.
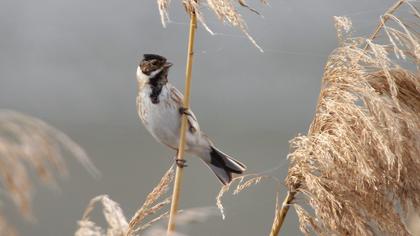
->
[281, 1, 420, 235]
[157, 0, 266, 51]
[215, 1, 420, 235]
[0, 110, 99, 235]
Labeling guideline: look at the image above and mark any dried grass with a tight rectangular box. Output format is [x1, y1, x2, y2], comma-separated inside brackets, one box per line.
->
[284, 3, 420, 235]
[156, 0, 266, 51]
[75, 164, 217, 236]
[216, 174, 279, 220]
[76, 166, 175, 236]
[75, 195, 129, 236]
[0, 110, 98, 226]
[127, 165, 175, 235]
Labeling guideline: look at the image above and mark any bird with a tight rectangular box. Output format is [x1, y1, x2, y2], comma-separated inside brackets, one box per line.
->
[136, 54, 246, 185]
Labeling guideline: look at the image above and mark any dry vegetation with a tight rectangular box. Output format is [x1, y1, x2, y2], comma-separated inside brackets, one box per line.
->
[75, 165, 218, 236]
[75, 0, 419, 235]
[214, 1, 420, 236]
[280, 1, 420, 235]
[75, 166, 174, 236]
[157, 0, 267, 51]
[77, 0, 269, 235]
[2, 0, 418, 235]
[0, 110, 99, 235]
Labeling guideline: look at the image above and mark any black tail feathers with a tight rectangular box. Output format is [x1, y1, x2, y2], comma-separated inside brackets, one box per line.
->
[207, 146, 247, 185]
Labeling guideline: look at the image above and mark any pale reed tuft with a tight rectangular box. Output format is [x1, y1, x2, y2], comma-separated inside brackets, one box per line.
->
[284, 4, 420, 235]
[76, 195, 129, 236]
[0, 110, 98, 221]
[75, 166, 175, 236]
[156, 0, 266, 51]
[75, 170, 217, 236]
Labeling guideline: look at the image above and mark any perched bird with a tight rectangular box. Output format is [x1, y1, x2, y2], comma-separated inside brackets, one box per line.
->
[136, 54, 246, 185]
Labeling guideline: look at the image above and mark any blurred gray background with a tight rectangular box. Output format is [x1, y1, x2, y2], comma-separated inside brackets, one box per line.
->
[0, 0, 401, 235]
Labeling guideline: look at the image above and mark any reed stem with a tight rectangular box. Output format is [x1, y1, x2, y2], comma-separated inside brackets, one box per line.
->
[269, 188, 297, 236]
[363, 0, 406, 51]
[166, 8, 197, 236]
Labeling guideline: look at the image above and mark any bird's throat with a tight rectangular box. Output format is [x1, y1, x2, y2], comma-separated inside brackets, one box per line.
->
[148, 70, 168, 104]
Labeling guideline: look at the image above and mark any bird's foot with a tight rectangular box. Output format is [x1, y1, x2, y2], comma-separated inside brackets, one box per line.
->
[175, 159, 188, 168]
[179, 107, 192, 117]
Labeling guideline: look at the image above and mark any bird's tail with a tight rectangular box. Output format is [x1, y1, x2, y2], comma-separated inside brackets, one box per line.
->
[204, 146, 247, 185]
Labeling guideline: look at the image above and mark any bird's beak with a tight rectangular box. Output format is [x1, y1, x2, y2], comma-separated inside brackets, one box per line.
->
[164, 62, 173, 68]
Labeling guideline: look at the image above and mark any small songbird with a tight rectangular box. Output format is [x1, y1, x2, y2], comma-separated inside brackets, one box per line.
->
[136, 54, 246, 185]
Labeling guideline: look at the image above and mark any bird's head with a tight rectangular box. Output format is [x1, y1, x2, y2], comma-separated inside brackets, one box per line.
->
[137, 54, 173, 81]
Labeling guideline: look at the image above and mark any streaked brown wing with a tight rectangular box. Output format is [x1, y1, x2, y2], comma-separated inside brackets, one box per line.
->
[170, 86, 200, 133]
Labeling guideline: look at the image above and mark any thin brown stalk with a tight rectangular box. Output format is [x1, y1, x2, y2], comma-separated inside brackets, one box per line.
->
[166, 7, 197, 236]
[216, 174, 281, 221]
[270, 0, 412, 235]
[269, 189, 297, 236]
[363, 0, 406, 51]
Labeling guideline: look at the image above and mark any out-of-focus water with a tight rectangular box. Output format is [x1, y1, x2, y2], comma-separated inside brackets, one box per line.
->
[0, 0, 399, 235]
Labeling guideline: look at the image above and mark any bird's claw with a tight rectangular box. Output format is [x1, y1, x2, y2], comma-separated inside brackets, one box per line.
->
[179, 107, 192, 117]
[175, 159, 188, 168]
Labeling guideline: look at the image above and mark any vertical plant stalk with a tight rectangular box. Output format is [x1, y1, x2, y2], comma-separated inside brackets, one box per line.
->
[166, 9, 197, 236]
[269, 1, 406, 235]
[269, 189, 297, 236]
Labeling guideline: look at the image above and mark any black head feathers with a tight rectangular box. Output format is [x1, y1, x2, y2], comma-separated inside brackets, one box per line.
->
[143, 54, 167, 62]
[140, 54, 168, 75]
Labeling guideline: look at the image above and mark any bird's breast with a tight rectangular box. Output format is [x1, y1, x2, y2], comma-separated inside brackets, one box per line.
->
[137, 86, 181, 149]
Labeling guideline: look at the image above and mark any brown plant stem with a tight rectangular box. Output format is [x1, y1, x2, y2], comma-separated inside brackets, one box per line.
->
[363, 0, 406, 51]
[269, 189, 297, 236]
[269, 1, 407, 235]
[166, 8, 197, 236]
